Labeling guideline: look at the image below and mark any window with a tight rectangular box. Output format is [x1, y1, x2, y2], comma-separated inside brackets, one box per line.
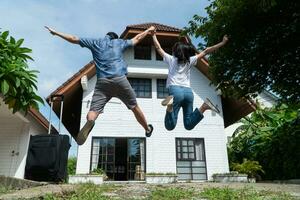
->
[177, 139, 196, 160]
[91, 138, 115, 180]
[156, 47, 172, 61]
[134, 45, 151, 60]
[157, 79, 169, 99]
[176, 138, 207, 180]
[128, 78, 152, 98]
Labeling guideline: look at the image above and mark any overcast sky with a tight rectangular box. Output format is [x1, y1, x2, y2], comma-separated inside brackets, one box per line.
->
[0, 0, 209, 156]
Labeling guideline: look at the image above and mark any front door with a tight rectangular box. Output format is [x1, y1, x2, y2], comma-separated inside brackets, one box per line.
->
[91, 137, 145, 181]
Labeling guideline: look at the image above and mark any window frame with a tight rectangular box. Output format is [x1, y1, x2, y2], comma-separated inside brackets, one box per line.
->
[156, 79, 169, 99]
[128, 78, 152, 98]
[134, 45, 151, 60]
[175, 138, 208, 181]
[176, 139, 196, 161]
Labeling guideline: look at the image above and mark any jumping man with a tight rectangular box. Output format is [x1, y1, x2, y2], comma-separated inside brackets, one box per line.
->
[45, 26, 155, 145]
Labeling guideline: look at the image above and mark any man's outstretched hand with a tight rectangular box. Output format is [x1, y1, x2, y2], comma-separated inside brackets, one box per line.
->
[45, 26, 56, 35]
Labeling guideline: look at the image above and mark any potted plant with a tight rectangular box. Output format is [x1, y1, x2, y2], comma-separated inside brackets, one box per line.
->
[145, 172, 177, 184]
[68, 168, 106, 185]
[232, 159, 264, 183]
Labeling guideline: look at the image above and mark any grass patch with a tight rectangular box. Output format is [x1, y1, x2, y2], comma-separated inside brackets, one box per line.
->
[150, 187, 199, 200]
[39, 184, 297, 200]
[42, 183, 121, 200]
[200, 187, 296, 200]
[0, 185, 13, 195]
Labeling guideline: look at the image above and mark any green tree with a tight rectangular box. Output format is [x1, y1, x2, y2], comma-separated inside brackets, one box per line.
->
[228, 104, 300, 179]
[0, 30, 43, 113]
[184, 0, 300, 103]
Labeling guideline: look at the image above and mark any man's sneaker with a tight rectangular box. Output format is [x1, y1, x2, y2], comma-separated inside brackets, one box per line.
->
[146, 124, 153, 137]
[75, 120, 95, 145]
[205, 98, 220, 113]
[161, 95, 174, 106]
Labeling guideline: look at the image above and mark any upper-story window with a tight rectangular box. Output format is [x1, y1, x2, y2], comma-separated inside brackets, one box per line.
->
[156, 47, 172, 61]
[128, 78, 152, 98]
[157, 79, 169, 99]
[134, 45, 151, 60]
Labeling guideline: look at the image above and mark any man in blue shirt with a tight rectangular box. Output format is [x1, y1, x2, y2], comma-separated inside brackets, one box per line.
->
[45, 26, 155, 145]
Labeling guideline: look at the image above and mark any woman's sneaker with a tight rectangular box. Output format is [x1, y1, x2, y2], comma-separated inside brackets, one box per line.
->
[161, 96, 173, 112]
[161, 95, 173, 106]
[204, 98, 220, 113]
[146, 124, 153, 137]
[75, 120, 95, 145]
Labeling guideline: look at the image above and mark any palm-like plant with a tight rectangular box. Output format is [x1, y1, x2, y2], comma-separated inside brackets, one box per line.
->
[0, 30, 44, 113]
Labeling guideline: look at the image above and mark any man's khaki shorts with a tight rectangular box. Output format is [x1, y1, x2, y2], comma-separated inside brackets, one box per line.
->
[90, 76, 137, 113]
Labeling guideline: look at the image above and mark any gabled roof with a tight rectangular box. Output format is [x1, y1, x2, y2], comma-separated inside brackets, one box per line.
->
[120, 22, 183, 39]
[126, 22, 181, 32]
[48, 22, 255, 137]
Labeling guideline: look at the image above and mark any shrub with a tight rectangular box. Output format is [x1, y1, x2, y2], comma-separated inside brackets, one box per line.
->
[232, 159, 264, 178]
[91, 168, 105, 175]
[67, 157, 77, 175]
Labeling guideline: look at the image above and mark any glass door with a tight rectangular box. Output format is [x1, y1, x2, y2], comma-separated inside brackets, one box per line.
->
[127, 138, 145, 180]
[91, 138, 115, 180]
[91, 137, 146, 181]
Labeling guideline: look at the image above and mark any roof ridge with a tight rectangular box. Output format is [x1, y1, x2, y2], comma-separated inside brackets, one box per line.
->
[126, 22, 182, 32]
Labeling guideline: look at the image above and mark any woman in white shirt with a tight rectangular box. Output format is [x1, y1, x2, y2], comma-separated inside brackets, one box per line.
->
[152, 31, 228, 130]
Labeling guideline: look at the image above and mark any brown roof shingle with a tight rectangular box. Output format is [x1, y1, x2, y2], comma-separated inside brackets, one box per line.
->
[126, 22, 181, 32]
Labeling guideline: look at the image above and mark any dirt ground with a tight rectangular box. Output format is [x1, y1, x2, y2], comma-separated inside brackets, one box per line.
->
[0, 182, 299, 199]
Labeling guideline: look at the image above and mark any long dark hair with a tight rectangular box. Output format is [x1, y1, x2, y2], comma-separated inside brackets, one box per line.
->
[172, 42, 196, 64]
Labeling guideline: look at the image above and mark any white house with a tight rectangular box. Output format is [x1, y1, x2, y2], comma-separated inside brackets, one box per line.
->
[225, 90, 278, 143]
[0, 97, 54, 179]
[48, 23, 254, 181]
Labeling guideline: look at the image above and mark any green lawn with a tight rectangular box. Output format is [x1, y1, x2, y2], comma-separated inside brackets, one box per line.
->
[41, 183, 297, 200]
[0, 185, 14, 195]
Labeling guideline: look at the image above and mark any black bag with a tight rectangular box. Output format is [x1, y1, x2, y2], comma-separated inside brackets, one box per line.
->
[25, 95, 71, 182]
[25, 134, 70, 182]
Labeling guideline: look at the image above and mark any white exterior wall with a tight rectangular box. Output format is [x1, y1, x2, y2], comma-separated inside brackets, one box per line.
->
[0, 99, 47, 178]
[76, 46, 229, 180]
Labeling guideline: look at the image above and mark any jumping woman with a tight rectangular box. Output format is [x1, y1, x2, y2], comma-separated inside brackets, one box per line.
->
[152, 31, 228, 131]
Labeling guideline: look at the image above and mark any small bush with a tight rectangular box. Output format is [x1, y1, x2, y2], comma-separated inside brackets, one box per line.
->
[232, 159, 264, 178]
[67, 157, 77, 175]
[91, 168, 105, 175]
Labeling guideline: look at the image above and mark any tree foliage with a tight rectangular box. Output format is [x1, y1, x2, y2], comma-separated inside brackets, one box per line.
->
[228, 104, 300, 179]
[184, 0, 300, 103]
[0, 30, 44, 113]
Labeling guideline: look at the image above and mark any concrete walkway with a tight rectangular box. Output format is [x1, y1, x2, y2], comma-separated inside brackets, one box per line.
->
[0, 184, 77, 200]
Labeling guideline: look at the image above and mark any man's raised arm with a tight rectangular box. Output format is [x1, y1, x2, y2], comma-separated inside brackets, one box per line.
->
[45, 26, 79, 44]
[131, 26, 155, 46]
